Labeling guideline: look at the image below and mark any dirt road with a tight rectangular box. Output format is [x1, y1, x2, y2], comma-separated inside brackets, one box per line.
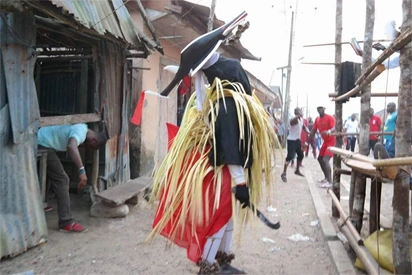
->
[1, 156, 338, 275]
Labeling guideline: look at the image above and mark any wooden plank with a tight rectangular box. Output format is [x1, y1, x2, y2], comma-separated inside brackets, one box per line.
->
[39, 113, 101, 127]
[95, 177, 153, 206]
[164, 4, 182, 13]
[369, 178, 382, 235]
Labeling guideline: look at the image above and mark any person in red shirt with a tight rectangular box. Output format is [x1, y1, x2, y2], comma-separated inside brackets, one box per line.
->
[307, 105, 336, 188]
[369, 108, 382, 154]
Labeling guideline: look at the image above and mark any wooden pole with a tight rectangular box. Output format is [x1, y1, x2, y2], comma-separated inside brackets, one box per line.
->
[332, 0, 343, 218]
[352, 0, 375, 233]
[369, 178, 382, 234]
[392, 1, 412, 273]
[134, 0, 160, 44]
[330, 131, 393, 136]
[355, 26, 412, 85]
[303, 39, 391, 48]
[328, 189, 363, 245]
[372, 157, 412, 167]
[282, 11, 295, 144]
[207, 0, 217, 32]
[329, 92, 398, 97]
[339, 221, 391, 275]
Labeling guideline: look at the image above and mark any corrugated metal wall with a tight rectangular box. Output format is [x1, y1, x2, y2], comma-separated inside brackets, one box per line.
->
[0, 11, 48, 259]
[98, 41, 130, 187]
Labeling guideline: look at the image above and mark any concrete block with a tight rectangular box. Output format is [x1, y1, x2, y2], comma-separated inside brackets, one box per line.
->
[89, 201, 129, 218]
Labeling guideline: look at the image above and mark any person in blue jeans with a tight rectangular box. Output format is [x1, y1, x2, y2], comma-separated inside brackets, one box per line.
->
[383, 102, 397, 150]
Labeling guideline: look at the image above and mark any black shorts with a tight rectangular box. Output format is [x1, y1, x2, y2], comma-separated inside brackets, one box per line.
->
[286, 139, 304, 162]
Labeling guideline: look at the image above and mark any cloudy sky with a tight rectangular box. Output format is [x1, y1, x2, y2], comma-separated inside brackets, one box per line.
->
[188, 0, 403, 119]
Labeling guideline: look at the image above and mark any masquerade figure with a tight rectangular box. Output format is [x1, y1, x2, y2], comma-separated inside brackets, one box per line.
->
[144, 12, 278, 274]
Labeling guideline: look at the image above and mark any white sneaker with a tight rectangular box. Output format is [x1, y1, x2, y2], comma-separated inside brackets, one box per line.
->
[319, 182, 333, 188]
[317, 178, 328, 183]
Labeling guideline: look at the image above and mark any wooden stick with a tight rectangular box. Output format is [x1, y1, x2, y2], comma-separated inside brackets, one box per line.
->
[333, 64, 386, 102]
[134, 0, 160, 44]
[328, 189, 364, 245]
[328, 147, 373, 163]
[372, 157, 412, 167]
[330, 131, 393, 136]
[303, 39, 392, 48]
[338, 220, 391, 275]
[356, 26, 412, 85]
[39, 113, 101, 127]
[329, 146, 412, 168]
[336, 168, 352, 175]
[301, 62, 339, 65]
[329, 92, 398, 97]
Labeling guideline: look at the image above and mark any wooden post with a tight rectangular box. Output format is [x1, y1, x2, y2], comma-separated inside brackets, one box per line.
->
[352, 0, 375, 232]
[349, 171, 356, 216]
[332, 0, 342, 218]
[392, 1, 412, 273]
[282, 11, 294, 143]
[207, 0, 217, 32]
[369, 178, 382, 234]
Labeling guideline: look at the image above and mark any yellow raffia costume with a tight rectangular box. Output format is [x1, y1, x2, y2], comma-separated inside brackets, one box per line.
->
[147, 78, 279, 244]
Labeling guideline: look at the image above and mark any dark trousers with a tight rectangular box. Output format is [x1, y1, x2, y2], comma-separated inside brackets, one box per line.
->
[40, 146, 73, 228]
[346, 136, 356, 152]
[286, 139, 304, 162]
[369, 139, 378, 153]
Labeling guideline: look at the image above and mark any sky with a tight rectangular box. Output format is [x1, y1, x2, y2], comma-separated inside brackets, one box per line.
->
[188, 0, 403, 119]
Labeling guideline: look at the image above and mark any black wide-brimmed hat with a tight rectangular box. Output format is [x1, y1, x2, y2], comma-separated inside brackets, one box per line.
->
[160, 11, 248, 96]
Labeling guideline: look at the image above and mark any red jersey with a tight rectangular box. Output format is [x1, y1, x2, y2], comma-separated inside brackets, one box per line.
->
[313, 114, 336, 143]
[369, 115, 382, 140]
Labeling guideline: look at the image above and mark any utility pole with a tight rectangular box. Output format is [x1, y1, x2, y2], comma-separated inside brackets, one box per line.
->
[282, 11, 295, 144]
[207, 0, 217, 32]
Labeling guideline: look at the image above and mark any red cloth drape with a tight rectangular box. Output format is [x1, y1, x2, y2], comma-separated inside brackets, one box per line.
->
[152, 123, 233, 263]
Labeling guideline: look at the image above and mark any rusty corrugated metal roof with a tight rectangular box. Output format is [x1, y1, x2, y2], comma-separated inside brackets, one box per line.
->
[49, 0, 141, 47]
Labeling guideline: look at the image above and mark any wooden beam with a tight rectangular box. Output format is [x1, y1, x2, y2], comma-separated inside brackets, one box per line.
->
[355, 26, 412, 85]
[301, 62, 339, 65]
[37, 55, 92, 62]
[330, 131, 393, 136]
[39, 113, 101, 127]
[134, 0, 160, 45]
[303, 39, 391, 48]
[329, 92, 398, 97]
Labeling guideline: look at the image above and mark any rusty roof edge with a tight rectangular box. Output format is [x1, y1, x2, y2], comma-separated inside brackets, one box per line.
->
[245, 70, 279, 101]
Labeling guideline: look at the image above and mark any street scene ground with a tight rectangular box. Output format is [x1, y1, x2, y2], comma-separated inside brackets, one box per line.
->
[0, 153, 349, 275]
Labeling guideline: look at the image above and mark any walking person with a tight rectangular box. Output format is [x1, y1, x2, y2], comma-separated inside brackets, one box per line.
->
[281, 107, 309, 182]
[307, 105, 336, 188]
[343, 113, 359, 152]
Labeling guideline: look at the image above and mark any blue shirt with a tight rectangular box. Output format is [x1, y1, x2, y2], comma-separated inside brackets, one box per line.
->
[384, 111, 397, 142]
[277, 124, 285, 136]
[38, 124, 88, 151]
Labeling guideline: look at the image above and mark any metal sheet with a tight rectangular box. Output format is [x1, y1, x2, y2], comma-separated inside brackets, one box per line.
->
[0, 105, 48, 259]
[49, 0, 139, 46]
[0, 11, 48, 258]
[1, 12, 39, 144]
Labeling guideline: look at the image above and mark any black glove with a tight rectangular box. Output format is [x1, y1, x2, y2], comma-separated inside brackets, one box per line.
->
[235, 184, 250, 208]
